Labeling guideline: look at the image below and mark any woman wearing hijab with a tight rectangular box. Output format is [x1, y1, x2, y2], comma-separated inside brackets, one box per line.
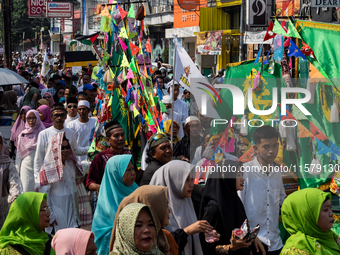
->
[110, 186, 173, 255]
[34, 76, 46, 90]
[52, 228, 97, 255]
[9, 106, 31, 155]
[199, 160, 254, 255]
[281, 188, 340, 255]
[36, 99, 49, 109]
[0, 132, 23, 229]
[164, 120, 181, 145]
[110, 203, 164, 255]
[0, 91, 19, 113]
[53, 87, 65, 105]
[23, 86, 40, 109]
[92, 154, 138, 255]
[140, 133, 173, 186]
[42, 92, 55, 108]
[16, 110, 45, 192]
[0, 192, 55, 254]
[150, 161, 213, 255]
[37, 105, 54, 128]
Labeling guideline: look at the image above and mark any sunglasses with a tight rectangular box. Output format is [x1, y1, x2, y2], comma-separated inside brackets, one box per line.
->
[53, 113, 66, 118]
[43, 96, 51, 99]
[67, 104, 77, 109]
[61, 144, 70, 151]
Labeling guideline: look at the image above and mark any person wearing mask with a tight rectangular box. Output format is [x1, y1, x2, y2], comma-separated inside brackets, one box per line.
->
[281, 188, 340, 255]
[173, 116, 202, 162]
[150, 161, 216, 255]
[161, 95, 184, 139]
[52, 228, 97, 255]
[109, 186, 171, 254]
[140, 133, 173, 186]
[42, 92, 55, 108]
[16, 110, 45, 193]
[9, 106, 31, 157]
[36, 132, 92, 233]
[110, 203, 164, 255]
[67, 100, 96, 172]
[200, 160, 265, 255]
[239, 126, 286, 255]
[64, 97, 79, 126]
[164, 120, 181, 145]
[92, 155, 138, 255]
[0, 132, 23, 229]
[86, 120, 137, 192]
[34, 103, 89, 181]
[0, 192, 54, 254]
[37, 105, 54, 128]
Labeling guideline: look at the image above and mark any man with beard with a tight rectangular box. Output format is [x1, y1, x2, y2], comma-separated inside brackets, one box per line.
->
[173, 116, 202, 162]
[34, 103, 89, 180]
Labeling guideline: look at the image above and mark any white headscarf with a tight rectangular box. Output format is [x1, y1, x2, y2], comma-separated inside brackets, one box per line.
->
[149, 161, 203, 255]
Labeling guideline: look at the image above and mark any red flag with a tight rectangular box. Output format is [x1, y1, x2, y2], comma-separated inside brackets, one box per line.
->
[281, 20, 288, 32]
[263, 20, 276, 42]
[139, 20, 144, 40]
[145, 38, 152, 53]
[129, 42, 141, 56]
[118, 5, 128, 20]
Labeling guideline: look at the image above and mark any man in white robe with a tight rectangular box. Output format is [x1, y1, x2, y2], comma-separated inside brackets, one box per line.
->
[161, 95, 184, 139]
[64, 97, 80, 127]
[167, 82, 189, 125]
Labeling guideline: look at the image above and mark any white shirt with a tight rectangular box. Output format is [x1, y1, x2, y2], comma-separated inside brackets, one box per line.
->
[64, 113, 80, 127]
[238, 157, 286, 251]
[162, 111, 184, 139]
[67, 118, 96, 163]
[34, 126, 89, 180]
[173, 98, 189, 125]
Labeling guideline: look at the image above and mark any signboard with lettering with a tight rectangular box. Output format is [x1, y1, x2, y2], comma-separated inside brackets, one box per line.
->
[311, 0, 340, 7]
[249, 0, 267, 26]
[173, 0, 207, 28]
[46, 2, 72, 18]
[51, 27, 59, 33]
[28, 0, 46, 18]
[244, 31, 273, 44]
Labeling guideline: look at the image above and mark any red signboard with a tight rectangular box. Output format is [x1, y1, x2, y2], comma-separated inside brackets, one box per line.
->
[46, 2, 72, 18]
[28, 0, 46, 17]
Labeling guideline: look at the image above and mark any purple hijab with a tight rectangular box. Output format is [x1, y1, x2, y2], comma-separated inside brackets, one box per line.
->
[10, 106, 32, 148]
[37, 105, 54, 128]
[42, 92, 55, 108]
[34, 76, 46, 90]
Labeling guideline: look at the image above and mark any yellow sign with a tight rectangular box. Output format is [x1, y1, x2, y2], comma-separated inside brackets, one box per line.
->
[51, 34, 60, 42]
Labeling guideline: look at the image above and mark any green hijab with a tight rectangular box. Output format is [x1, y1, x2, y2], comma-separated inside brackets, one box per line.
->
[23, 86, 40, 106]
[0, 192, 50, 255]
[112, 203, 164, 255]
[281, 188, 340, 255]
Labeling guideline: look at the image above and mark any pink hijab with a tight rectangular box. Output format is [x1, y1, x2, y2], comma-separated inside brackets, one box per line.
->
[51, 228, 94, 255]
[37, 105, 53, 128]
[17, 110, 45, 159]
[10, 106, 32, 148]
[34, 76, 46, 90]
[42, 92, 55, 108]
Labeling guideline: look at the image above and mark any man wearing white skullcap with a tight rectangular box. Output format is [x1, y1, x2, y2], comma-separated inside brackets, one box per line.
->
[166, 81, 188, 125]
[173, 115, 202, 162]
[161, 95, 184, 139]
[67, 100, 96, 172]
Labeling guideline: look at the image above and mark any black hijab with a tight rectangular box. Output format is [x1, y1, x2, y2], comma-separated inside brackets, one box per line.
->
[199, 160, 249, 255]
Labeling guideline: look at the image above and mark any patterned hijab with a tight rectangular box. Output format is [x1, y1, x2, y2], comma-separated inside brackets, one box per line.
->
[17, 110, 45, 159]
[282, 188, 340, 255]
[112, 203, 164, 255]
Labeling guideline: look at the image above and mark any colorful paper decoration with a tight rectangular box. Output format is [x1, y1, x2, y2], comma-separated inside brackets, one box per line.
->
[145, 38, 152, 53]
[287, 39, 307, 59]
[118, 5, 128, 20]
[127, 79, 133, 89]
[130, 59, 138, 73]
[273, 19, 289, 37]
[254, 45, 263, 65]
[127, 17, 137, 36]
[121, 53, 129, 68]
[273, 35, 283, 62]
[100, 16, 111, 32]
[119, 37, 128, 51]
[127, 4, 135, 18]
[119, 27, 128, 39]
[238, 146, 254, 162]
[287, 19, 301, 39]
[263, 20, 276, 42]
[126, 68, 134, 79]
[100, 6, 111, 18]
[129, 42, 140, 56]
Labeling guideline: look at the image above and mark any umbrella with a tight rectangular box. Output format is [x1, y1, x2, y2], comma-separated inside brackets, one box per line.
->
[0, 68, 29, 86]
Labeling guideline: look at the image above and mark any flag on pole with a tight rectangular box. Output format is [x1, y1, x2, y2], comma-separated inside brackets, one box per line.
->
[41, 50, 49, 77]
[69, 32, 100, 47]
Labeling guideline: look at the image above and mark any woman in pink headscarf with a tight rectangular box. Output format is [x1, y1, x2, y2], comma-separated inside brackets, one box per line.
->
[15, 110, 45, 192]
[42, 92, 55, 108]
[52, 228, 97, 255]
[34, 76, 46, 90]
[37, 105, 54, 128]
[9, 106, 31, 157]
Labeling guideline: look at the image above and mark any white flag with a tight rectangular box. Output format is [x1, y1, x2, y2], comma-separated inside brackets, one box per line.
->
[41, 50, 49, 77]
[173, 37, 220, 118]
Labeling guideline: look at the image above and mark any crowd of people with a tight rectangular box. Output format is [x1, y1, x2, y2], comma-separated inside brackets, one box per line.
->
[0, 52, 339, 255]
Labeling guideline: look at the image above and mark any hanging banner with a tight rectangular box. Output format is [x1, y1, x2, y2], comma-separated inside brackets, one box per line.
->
[276, 0, 300, 16]
[196, 30, 223, 55]
[244, 31, 273, 44]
